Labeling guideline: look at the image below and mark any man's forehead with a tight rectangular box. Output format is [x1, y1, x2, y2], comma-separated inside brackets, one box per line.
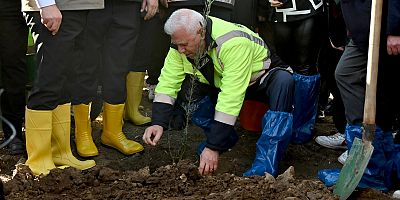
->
[171, 30, 192, 43]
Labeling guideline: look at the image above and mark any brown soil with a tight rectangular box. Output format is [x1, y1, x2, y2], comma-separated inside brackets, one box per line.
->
[0, 92, 394, 199]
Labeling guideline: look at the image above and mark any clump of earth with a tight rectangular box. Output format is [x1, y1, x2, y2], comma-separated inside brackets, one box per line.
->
[4, 160, 336, 199]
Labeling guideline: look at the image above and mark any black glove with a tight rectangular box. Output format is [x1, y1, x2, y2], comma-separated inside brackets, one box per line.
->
[205, 120, 238, 152]
[151, 102, 173, 130]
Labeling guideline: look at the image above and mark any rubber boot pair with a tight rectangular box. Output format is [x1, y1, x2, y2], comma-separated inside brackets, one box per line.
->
[25, 103, 95, 176]
[124, 72, 151, 125]
[73, 102, 144, 156]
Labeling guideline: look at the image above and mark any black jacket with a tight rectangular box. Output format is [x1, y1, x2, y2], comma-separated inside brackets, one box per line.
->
[341, 0, 400, 51]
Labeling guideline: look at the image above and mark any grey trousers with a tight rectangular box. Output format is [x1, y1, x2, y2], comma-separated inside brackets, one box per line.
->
[335, 39, 399, 131]
[335, 40, 367, 125]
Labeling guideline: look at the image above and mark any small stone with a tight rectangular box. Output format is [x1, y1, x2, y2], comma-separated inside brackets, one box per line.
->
[264, 173, 275, 183]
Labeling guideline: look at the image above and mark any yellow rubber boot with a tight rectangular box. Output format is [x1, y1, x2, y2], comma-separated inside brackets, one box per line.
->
[51, 103, 96, 170]
[73, 103, 98, 157]
[124, 72, 151, 125]
[25, 108, 56, 176]
[102, 103, 144, 155]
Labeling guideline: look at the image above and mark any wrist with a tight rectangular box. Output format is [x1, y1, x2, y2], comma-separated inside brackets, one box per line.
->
[36, 0, 56, 8]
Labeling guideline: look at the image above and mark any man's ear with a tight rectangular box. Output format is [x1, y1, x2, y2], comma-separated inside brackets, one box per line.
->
[197, 27, 205, 39]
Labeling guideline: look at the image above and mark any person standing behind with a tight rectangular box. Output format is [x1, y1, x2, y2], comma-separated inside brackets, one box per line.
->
[258, 0, 324, 144]
[327, 0, 400, 191]
[71, 0, 162, 157]
[21, 0, 98, 175]
[314, 0, 347, 162]
[0, 0, 28, 155]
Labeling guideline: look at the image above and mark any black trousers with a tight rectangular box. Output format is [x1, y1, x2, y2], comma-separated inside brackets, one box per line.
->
[26, 11, 90, 110]
[318, 39, 346, 133]
[0, 1, 28, 140]
[72, 0, 142, 104]
[268, 14, 323, 75]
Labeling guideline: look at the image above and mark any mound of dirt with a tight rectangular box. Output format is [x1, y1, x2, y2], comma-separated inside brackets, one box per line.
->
[4, 160, 336, 200]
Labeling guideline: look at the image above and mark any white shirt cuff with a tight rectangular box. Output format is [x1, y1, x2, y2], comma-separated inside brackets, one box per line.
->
[36, 0, 56, 8]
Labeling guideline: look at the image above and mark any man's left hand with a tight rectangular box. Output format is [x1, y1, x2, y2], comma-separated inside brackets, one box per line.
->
[198, 147, 219, 175]
[141, 0, 159, 20]
[387, 35, 400, 55]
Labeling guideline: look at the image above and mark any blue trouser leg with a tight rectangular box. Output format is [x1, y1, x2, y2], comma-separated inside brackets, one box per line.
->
[192, 96, 238, 155]
[345, 124, 394, 191]
[291, 73, 320, 144]
[243, 111, 293, 177]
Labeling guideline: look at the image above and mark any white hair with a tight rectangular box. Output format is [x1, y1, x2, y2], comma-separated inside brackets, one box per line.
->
[164, 9, 205, 36]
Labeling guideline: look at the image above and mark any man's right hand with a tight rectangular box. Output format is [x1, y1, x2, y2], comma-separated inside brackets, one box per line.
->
[143, 125, 164, 146]
[40, 4, 62, 35]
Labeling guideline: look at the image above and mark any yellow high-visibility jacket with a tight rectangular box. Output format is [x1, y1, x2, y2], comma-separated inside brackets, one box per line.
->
[154, 16, 272, 125]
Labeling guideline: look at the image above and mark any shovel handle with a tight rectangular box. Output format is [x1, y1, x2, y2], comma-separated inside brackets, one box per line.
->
[363, 0, 383, 125]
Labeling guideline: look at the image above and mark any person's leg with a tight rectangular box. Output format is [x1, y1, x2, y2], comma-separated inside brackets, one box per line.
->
[100, 0, 144, 155]
[70, 9, 109, 157]
[289, 15, 323, 143]
[244, 69, 294, 177]
[334, 40, 393, 191]
[314, 46, 347, 150]
[0, 10, 28, 154]
[124, 71, 151, 125]
[327, 48, 346, 134]
[25, 11, 95, 175]
[125, 16, 158, 125]
[335, 40, 366, 125]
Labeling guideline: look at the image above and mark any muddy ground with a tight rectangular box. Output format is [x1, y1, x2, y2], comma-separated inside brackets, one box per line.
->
[0, 91, 394, 199]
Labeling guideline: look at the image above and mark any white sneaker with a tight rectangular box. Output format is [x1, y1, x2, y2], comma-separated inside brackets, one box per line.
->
[338, 150, 348, 165]
[315, 133, 347, 150]
[393, 190, 400, 199]
[147, 84, 156, 101]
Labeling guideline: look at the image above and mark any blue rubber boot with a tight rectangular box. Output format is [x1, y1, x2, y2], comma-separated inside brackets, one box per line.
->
[344, 124, 394, 191]
[291, 73, 320, 144]
[243, 111, 293, 177]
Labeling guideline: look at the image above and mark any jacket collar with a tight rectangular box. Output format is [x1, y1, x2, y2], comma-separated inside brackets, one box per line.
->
[204, 17, 217, 51]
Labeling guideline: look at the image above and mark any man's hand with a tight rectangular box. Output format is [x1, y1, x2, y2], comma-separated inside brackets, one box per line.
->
[269, 0, 283, 7]
[40, 5, 62, 35]
[143, 125, 164, 146]
[198, 147, 219, 175]
[141, 0, 159, 20]
[387, 35, 400, 55]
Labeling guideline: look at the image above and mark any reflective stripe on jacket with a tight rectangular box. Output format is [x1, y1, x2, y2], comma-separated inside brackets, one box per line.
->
[155, 16, 270, 125]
